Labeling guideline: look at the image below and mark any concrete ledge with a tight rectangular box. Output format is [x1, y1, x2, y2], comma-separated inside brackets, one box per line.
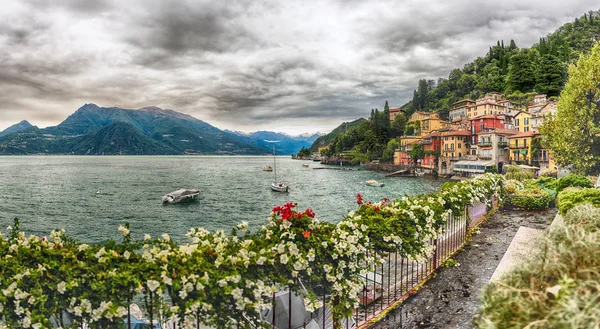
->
[490, 226, 544, 282]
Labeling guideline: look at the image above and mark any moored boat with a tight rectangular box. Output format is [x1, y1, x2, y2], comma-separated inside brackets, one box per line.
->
[162, 189, 200, 203]
[365, 179, 384, 187]
[263, 165, 273, 171]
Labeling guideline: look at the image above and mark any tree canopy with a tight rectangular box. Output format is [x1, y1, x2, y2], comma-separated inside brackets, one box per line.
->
[540, 42, 600, 174]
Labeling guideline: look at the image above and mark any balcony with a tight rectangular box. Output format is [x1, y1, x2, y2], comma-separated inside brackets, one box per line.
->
[478, 141, 492, 147]
[534, 156, 549, 162]
[478, 155, 492, 160]
[462, 155, 478, 161]
[422, 139, 432, 144]
[498, 141, 508, 147]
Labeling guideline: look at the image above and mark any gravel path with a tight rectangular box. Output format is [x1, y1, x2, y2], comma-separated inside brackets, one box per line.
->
[369, 208, 557, 329]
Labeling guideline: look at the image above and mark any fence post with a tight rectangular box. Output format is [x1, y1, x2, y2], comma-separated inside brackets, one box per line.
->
[432, 238, 438, 269]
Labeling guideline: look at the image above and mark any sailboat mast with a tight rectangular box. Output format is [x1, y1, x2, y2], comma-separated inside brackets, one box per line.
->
[273, 145, 276, 182]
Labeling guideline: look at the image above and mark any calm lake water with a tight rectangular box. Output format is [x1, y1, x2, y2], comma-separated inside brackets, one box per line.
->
[0, 156, 443, 242]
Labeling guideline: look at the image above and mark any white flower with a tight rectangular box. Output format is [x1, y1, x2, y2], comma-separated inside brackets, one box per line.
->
[162, 233, 170, 241]
[256, 256, 266, 265]
[118, 225, 129, 236]
[280, 254, 289, 264]
[146, 280, 160, 292]
[57, 281, 67, 294]
[78, 244, 89, 252]
[123, 250, 131, 260]
[179, 289, 188, 299]
[218, 279, 228, 287]
[144, 234, 151, 240]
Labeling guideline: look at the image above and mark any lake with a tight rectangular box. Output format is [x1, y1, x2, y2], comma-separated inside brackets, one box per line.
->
[0, 156, 443, 242]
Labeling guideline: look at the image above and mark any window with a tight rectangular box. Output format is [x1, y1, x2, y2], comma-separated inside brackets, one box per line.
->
[480, 124, 484, 131]
[523, 139, 527, 147]
[458, 143, 462, 149]
[524, 127, 529, 132]
[515, 118, 519, 126]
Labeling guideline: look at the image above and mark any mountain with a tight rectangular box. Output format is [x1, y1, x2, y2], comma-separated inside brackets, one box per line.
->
[0, 120, 33, 138]
[309, 118, 366, 152]
[0, 104, 269, 155]
[229, 131, 321, 155]
[71, 122, 176, 155]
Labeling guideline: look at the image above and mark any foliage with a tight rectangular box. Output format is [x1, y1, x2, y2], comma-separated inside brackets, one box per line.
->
[484, 165, 498, 174]
[476, 207, 600, 329]
[381, 138, 399, 163]
[296, 146, 312, 158]
[506, 188, 551, 210]
[308, 118, 366, 152]
[556, 188, 600, 215]
[505, 165, 535, 181]
[555, 173, 594, 191]
[0, 175, 507, 329]
[539, 169, 558, 178]
[540, 42, 600, 174]
[410, 143, 425, 164]
[563, 203, 600, 231]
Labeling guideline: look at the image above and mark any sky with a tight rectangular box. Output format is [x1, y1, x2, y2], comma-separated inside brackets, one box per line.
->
[0, 0, 598, 134]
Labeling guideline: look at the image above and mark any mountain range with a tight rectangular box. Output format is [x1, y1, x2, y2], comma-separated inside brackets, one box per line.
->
[0, 104, 320, 155]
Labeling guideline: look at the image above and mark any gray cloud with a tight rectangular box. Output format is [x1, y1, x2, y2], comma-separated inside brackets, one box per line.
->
[0, 0, 598, 134]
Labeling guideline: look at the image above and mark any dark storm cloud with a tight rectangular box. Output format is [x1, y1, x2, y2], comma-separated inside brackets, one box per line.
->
[0, 0, 598, 133]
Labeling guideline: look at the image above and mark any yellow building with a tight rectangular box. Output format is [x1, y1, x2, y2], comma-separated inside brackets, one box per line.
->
[509, 131, 536, 163]
[409, 111, 434, 122]
[441, 130, 470, 159]
[421, 116, 449, 136]
[468, 95, 508, 119]
[514, 111, 531, 132]
[389, 108, 404, 121]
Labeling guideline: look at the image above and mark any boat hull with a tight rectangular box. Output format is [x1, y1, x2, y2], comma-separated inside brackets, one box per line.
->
[271, 182, 289, 193]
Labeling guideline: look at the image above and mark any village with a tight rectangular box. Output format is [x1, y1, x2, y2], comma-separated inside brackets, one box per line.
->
[390, 92, 557, 177]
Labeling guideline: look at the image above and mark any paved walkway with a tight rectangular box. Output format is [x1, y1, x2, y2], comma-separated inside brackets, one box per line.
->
[369, 208, 557, 329]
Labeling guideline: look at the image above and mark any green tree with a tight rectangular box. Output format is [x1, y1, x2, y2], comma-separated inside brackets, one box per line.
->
[390, 113, 407, 138]
[535, 54, 566, 96]
[382, 138, 399, 162]
[540, 42, 600, 174]
[410, 143, 425, 165]
[506, 49, 536, 92]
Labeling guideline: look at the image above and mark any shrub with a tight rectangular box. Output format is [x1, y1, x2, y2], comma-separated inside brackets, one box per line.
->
[556, 188, 600, 215]
[563, 203, 600, 232]
[506, 188, 551, 211]
[484, 165, 498, 174]
[505, 179, 524, 194]
[505, 165, 535, 181]
[555, 173, 594, 192]
[476, 224, 600, 329]
[539, 169, 558, 178]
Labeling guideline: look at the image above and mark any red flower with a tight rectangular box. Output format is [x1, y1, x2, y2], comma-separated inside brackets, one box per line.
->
[304, 208, 315, 218]
[374, 206, 380, 211]
[303, 231, 311, 238]
[206, 249, 213, 254]
[296, 213, 304, 219]
[382, 197, 390, 203]
[356, 193, 363, 205]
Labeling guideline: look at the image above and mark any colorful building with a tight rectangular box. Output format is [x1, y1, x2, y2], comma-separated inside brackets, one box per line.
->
[449, 99, 475, 122]
[468, 93, 508, 119]
[468, 115, 505, 155]
[421, 131, 442, 169]
[394, 136, 422, 166]
[476, 128, 518, 172]
[514, 111, 531, 132]
[509, 131, 537, 163]
[389, 107, 405, 121]
[421, 115, 449, 136]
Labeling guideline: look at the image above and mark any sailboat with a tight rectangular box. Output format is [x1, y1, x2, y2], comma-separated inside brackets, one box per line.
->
[270, 146, 289, 193]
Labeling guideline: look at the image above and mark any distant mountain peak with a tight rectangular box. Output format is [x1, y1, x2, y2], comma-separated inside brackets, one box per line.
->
[0, 120, 34, 138]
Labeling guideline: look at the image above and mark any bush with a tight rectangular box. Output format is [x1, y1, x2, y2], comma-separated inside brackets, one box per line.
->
[539, 169, 558, 178]
[477, 199, 600, 329]
[505, 179, 524, 194]
[476, 224, 600, 329]
[506, 188, 551, 211]
[555, 173, 594, 192]
[556, 188, 600, 215]
[563, 203, 600, 232]
[505, 165, 535, 181]
[484, 165, 498, 174]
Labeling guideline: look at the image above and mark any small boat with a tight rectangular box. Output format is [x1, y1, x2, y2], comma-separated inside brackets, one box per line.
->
[263, 166, 273, 171]
[270, 146, 289, 193]
[302, 164, 309, 168]
[271, 182, 289, 193]
[162, 189, 200, 203]
[365, 179, 384, 187]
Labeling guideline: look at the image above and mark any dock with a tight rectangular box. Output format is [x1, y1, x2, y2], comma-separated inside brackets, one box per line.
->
[313, 167, 353, 170]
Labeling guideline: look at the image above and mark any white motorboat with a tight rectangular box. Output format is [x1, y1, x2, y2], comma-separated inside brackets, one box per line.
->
[162, 189, 200, 203]
[271, 182, 289, 193]
[365, 179, 384, 187]
[263, 165, 273, 171]
[302, 164, 309, 168]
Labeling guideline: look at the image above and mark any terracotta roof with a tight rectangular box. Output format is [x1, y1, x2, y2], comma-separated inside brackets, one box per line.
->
[389, 108, 404, 113]
[470, 114, 503, 120]
[441, 130, 470, 137]
[422, 131, 441, 137]
[451, 98, 475, 105]
[510, 131, 538, 138]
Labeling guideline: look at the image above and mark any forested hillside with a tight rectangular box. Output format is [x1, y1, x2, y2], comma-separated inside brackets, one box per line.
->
[403, 10, 600, 119]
